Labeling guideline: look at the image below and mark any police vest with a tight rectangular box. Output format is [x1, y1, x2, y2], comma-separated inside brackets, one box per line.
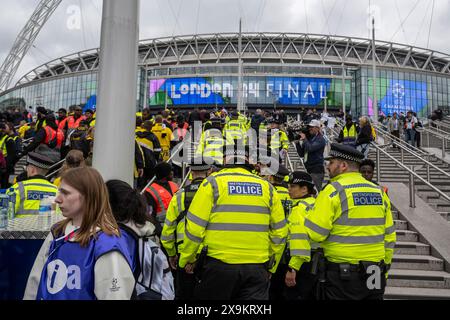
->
[36, 229, 133, 300]
[274, 185, 292, 218]
[342, 125, 357, 144]
[224, 120, 246, 142]
[184, 167, 287, 264]
[203, 130, 224, 163]
[161, 179, 203, 255]
[304, 174, 395, 265]
[146, 182, 179, 223]
[44, 126, 64, 149]
[0, 135, 11, 157]
[11, 179, 58, 217]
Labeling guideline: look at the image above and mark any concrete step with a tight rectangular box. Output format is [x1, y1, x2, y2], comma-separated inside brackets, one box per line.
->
[394, 242, 430, 255]
[385, 286, 450, 300]
[392, 211, 399, 220]
[388, 269, 450, 289]
[396, 230, 419, 242]
[392, 254, 444, 271]
[394, 220, 408, 230]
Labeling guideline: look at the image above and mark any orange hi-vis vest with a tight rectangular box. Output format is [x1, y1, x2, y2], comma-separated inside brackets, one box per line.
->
[60, 116, 86, 130]
[146, 181, 179, 223]
[44, 126, 64, 149]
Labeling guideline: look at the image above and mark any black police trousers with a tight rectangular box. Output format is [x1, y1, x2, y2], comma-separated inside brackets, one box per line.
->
[194, 257, 270, 300]
[321, 269, 386, 300]
[175, 267, 197, 300]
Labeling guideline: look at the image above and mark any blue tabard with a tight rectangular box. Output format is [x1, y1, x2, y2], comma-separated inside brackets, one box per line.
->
[36, 229, 133, 300]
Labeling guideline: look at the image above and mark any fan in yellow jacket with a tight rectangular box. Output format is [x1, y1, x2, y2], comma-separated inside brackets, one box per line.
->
[151, 115, 172, 161]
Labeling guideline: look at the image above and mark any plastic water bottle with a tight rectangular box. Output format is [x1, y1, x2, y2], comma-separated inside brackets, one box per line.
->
[38, 195, 53, 230]
[8, 188, 15, 220]
[0, 190, 9, 230]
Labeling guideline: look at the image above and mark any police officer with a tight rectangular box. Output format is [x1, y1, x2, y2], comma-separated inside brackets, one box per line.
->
[266, 165, 292, 300]
[268, 118, 289, 164]
[223, 111, 247, 144]
[285, 171, 317, 300]
[9, 145, 59, 216]
[161, 157, 212, 300]
[196, 118, 225, 166]
[179, 144, 288, 300]
[304, 143, 396, 300]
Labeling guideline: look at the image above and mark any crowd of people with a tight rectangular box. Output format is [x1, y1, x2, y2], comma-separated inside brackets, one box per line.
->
[0, 103, 441, 301]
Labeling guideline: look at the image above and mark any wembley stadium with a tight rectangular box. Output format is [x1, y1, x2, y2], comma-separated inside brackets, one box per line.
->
[1, 32, 450, 117]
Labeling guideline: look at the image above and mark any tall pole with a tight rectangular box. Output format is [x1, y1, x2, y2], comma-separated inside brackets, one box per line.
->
[372, 16, 378, 125]
[237, 18, 243, 113]
[92, 0, 140, 186]
[342, 66, 346, 119]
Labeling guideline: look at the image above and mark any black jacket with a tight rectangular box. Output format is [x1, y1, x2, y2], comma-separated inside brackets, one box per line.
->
[295, 133, 326, 174]
[356, 125, 373, 146]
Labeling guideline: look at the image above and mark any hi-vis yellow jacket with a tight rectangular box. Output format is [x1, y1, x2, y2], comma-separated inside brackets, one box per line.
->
[287, 197, 315, 271]
[161, 178, 204, 257]
[304, 172, 396, 265]
[179, 167, 288, 273]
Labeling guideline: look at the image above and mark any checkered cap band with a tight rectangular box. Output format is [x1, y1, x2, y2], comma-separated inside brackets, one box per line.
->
[328, 150, 363, 163]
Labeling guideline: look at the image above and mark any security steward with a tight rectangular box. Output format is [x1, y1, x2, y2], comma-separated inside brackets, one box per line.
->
[179, 144, 288, 300]
[144, 162, 179, 231]
[304, 143, 396, 300]
[8, 145, 59, 216]
[338, 115, 359, 147]
[161, 157, 212, 300]
[284, 171, 317, 300]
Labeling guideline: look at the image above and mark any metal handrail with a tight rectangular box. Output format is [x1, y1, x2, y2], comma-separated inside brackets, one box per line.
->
[373, 124, 428, 156]
[371, 142, 450, 208]
[429, 120, 450, 133]
[422, 127, 450, 142]
[425, 123, 450, 137]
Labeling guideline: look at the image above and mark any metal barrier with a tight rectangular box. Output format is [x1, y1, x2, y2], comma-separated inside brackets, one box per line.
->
[373, 126, 450, 181]
[429, 120, 450, 134]
[373, 124, 428, 157]
[371, 142, 450, 208]
[421, 127, 450, 159]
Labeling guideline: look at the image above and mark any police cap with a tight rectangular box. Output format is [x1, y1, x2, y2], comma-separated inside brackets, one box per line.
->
[223, 143, 249, 159]
[272, 165, 290, 180]
[325, 143, 365, 164]
[289, 171, 314, 187]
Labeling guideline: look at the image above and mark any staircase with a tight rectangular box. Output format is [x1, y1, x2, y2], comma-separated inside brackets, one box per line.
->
[367, 147, 450, 223]
[386, 207, 450, 299]
[288, 138, 450, 299]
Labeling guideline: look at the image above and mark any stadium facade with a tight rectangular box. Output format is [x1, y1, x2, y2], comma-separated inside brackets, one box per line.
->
[1, 32, 450, 117]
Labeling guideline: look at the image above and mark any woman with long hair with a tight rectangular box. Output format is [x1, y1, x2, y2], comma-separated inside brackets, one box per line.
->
[24, 167, 135, 300]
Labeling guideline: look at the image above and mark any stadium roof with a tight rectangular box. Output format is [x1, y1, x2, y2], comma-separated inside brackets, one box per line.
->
[14, 32, 450, 88]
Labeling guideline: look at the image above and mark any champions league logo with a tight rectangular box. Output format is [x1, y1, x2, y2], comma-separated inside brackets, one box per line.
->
[392, 83, 405, 99]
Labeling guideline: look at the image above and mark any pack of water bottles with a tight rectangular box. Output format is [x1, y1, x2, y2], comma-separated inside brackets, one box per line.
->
[0, 188, 16, 230]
